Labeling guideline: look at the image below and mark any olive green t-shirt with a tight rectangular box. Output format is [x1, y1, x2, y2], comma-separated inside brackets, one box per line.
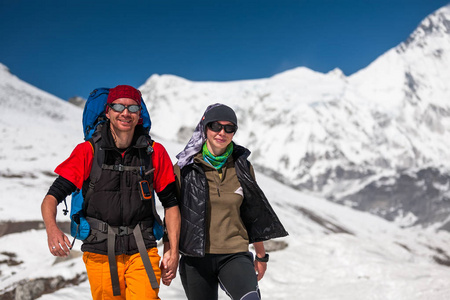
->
[174, 153, 254, 254]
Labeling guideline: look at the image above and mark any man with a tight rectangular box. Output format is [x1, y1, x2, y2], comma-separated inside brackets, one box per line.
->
[41, 85, 180, 299]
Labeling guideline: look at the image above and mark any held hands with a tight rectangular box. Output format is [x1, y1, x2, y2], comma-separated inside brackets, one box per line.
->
[46, 225, 71, 257]
[160, 241, 179, 286]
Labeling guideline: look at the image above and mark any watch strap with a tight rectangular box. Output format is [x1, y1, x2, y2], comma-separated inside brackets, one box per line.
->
[255, 253, 269, 262]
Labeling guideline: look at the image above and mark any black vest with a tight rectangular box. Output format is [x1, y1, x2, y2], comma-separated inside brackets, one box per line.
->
[81, 124, 157, 255]
[178, 144, 288, 257]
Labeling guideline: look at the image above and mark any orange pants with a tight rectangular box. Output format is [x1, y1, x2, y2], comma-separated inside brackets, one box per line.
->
[83, 248, 161, 300]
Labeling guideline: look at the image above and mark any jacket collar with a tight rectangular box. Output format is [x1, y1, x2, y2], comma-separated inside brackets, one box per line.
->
[100, 121, 150, 150]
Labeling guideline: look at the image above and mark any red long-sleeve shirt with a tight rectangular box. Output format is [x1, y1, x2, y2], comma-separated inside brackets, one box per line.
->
[54, 140, 175, 194]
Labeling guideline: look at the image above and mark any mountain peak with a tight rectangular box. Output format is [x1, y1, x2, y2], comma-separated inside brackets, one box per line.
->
[0, 63, 10, 74]
[326, 67, 346, 78]
[399, 4, 450, 52]
[137, 4, 450, 230]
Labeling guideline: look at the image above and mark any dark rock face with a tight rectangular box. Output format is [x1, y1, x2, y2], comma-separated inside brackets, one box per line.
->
[0, 274, 87, 300]
[0, 222, 85, 300]
[67, 96, 86, 108]
[0, 221, 70, 238]
[337, 167, 450, 228]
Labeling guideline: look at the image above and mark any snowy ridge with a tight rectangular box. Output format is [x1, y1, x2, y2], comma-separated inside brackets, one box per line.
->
[1, 5, 450, 299]
[3, 168, 450, 299]
[139, 4, 450, 228]
[0, 63, 82, 185]
[1, 63, 450, 298]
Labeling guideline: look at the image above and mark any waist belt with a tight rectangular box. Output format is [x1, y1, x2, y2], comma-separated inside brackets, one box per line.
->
[86, 217, 159, 296]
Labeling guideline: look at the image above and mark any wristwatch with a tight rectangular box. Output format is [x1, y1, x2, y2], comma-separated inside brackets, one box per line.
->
[255, 253, 269, 263]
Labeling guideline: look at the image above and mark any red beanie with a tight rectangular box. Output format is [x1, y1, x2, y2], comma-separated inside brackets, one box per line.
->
[107, 85, 142, 105]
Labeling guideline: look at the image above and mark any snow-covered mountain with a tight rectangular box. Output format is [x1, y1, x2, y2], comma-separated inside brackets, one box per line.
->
[139, 4, 450, 230]
[1, 61, 450, 299]
[2, 4, 450, 299]
[0, 63, 82, 184]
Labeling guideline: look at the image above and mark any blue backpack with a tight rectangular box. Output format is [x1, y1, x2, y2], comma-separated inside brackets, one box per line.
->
[64, 88, 164, 245]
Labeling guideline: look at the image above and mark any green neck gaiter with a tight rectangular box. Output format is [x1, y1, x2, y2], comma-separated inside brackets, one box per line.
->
[202, 142, 233, 170]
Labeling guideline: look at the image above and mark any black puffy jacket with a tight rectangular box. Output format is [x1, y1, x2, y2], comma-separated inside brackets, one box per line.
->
[178, 144, 288, 257]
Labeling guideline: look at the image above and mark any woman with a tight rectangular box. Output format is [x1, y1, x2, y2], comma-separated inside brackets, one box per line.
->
[173, 103, 288, 300]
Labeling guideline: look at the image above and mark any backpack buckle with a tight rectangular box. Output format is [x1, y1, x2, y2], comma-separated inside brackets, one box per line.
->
[117, 226, 130, 236]
[113, 164, 124, 172]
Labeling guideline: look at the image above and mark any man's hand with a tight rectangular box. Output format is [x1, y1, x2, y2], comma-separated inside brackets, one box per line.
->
[161, 241, 179, 286]
[161, 205, 181, 285]
[42, 195, 71, 257]
[46, 225, 71, 257]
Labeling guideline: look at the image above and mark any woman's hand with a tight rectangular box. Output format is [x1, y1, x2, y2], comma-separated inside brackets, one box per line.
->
[254, 260, 267, 281]
[253, 241, 268, 281]
[161, 241, 179, 286]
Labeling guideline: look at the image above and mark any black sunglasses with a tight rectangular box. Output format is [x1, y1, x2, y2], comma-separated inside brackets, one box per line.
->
[207, 122, 237, 134]
[108, 103, 141, 113]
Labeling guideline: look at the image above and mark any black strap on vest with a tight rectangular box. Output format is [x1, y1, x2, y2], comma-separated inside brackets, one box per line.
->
[133, 224, 159, 289]
[101, 164, 142, 172]
[83, 134, 103, 208]
[107, 226, 121, 296]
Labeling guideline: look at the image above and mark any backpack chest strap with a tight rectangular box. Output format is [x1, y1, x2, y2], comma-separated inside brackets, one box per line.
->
[102, 164, 143, 172]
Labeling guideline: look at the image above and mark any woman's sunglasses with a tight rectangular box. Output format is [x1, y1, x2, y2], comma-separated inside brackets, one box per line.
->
[207, 122, 237, 134]
[108, 103, 141, 113]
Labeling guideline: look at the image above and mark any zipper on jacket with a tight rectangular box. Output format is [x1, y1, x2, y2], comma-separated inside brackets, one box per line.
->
[214, 169, 222, 197]
[117, 148, 125, 254]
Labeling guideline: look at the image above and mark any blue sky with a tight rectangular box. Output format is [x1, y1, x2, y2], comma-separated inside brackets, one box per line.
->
[1, 0, 448, 100]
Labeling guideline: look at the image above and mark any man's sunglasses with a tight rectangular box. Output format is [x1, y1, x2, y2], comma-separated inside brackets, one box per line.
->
[207, 122, 237, 134]
[108, 103, 141, 113]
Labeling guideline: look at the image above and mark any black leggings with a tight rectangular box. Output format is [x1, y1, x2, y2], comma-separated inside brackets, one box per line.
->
[179, 252, 261, 300]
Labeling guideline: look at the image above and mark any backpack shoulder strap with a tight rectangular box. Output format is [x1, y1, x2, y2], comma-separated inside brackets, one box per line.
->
[141, 139, 163, 226]
[84, 134, 103, 203]
[143, 137, 154, 177]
